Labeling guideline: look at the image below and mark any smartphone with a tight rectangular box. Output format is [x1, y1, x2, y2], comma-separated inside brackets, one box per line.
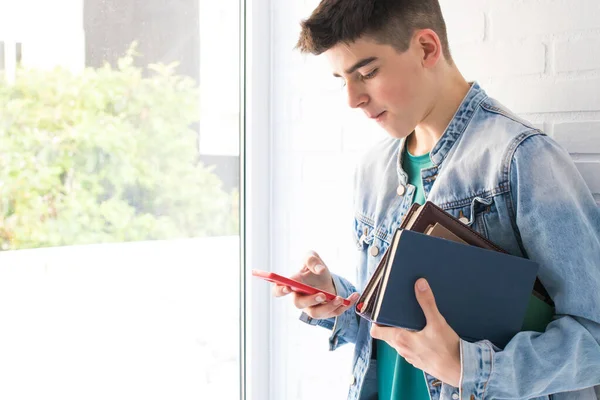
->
[252, 269, 351, 306]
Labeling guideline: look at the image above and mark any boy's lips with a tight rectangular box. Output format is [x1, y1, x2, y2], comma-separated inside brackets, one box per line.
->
[375, 111, 387, 122]
[366, 110, 386, 119]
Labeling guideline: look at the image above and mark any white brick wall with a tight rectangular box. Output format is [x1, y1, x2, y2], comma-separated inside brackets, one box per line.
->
[269, 1, 600, 399]
[442, 0, 600, 205]
[555, 39, 600, 73]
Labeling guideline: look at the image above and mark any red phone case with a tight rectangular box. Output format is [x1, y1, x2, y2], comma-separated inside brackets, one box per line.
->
[252, 269, 351, 306]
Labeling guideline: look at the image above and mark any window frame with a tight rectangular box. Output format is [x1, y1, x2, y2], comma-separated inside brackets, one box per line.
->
[240, 0, 273, 399]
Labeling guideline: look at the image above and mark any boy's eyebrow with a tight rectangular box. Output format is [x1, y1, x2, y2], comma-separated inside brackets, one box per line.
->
[333, 57, 378, 77]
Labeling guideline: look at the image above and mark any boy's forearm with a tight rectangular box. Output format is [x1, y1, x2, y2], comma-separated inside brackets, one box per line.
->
[461, 316, 600, 399]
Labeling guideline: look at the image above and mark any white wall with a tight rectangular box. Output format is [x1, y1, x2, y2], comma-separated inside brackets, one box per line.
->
[446, 0, 600, 199]
[269, 0, 600, 399]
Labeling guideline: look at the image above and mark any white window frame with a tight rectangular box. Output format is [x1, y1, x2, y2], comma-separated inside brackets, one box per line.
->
[241, 0, 273, 399]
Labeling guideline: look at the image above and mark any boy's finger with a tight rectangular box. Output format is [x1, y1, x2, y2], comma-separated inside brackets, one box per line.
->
[306, 296, 347, 318]
[293, 292, 329, 309]
[303, 291, 361, 318]
[303, 251, 326, 275]
[334, 292, 361, 310]
[272, 284, 291, 297]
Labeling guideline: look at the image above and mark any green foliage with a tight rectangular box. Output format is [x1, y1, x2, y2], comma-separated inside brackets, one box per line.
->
[0, 45, 238, 250]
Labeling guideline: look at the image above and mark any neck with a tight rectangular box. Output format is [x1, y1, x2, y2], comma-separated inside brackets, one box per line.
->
[408, 68, 471, 156]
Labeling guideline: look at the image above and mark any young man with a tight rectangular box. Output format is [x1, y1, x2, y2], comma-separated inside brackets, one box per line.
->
[273, 0, 600, 399]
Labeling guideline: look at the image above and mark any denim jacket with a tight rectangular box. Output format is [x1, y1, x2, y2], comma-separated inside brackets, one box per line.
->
[301, 83, 600, 400]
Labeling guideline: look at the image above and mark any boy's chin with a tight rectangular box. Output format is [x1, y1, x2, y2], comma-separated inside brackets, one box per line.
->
[384, 126, 414, 140]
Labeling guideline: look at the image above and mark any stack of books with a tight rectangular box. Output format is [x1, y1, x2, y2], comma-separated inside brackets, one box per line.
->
[356, 202, 554, 348]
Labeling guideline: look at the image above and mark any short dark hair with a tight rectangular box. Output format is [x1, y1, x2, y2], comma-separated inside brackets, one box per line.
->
[296, 0, 452, 62]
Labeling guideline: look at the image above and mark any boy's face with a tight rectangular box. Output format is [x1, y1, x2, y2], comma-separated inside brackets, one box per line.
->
[325, 36, 433, 139]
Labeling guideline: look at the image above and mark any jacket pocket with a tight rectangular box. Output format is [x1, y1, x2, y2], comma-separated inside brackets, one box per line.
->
[445, 196, 495, 239]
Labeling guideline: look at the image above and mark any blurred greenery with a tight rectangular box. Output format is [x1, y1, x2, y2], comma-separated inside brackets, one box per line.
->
[0, 44, 238, 250]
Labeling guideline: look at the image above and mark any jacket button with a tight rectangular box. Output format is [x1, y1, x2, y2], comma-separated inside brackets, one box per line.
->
[369, 246, 380, 257]
[396, 184, 406, 196]
[452, 393, 459, 400]
[470, 395, 476, 400]
[349, 375, 356, 385]
[431, 379, 442, 387]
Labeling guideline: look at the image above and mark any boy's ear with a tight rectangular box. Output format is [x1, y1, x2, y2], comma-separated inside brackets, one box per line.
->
[416, 29, 442, 68]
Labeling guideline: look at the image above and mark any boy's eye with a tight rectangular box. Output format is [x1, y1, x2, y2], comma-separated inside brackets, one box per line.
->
[361, 68, 379, 80]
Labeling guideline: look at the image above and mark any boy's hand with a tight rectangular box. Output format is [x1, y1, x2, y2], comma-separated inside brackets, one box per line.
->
[272, 250, 360, 319]
[370, 278, 461, 387]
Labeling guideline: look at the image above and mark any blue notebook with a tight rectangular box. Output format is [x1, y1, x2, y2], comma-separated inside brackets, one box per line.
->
[356, 229, 539, 348]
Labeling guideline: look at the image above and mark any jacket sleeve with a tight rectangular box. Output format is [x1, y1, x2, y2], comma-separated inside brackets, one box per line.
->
[299, 273, 360, 350]
[459, 133, 600, 399]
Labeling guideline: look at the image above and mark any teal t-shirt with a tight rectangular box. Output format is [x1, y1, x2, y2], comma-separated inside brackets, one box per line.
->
[376, 146, 433, 399]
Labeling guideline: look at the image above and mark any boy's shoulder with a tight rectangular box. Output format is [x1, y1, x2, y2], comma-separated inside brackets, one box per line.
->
[475, 96, 542, 139]
[459, 94, 551, 164]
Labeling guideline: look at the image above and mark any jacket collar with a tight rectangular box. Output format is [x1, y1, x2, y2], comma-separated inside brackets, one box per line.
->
[430, 81, 487, 165]
[396, 82, 488, 184]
